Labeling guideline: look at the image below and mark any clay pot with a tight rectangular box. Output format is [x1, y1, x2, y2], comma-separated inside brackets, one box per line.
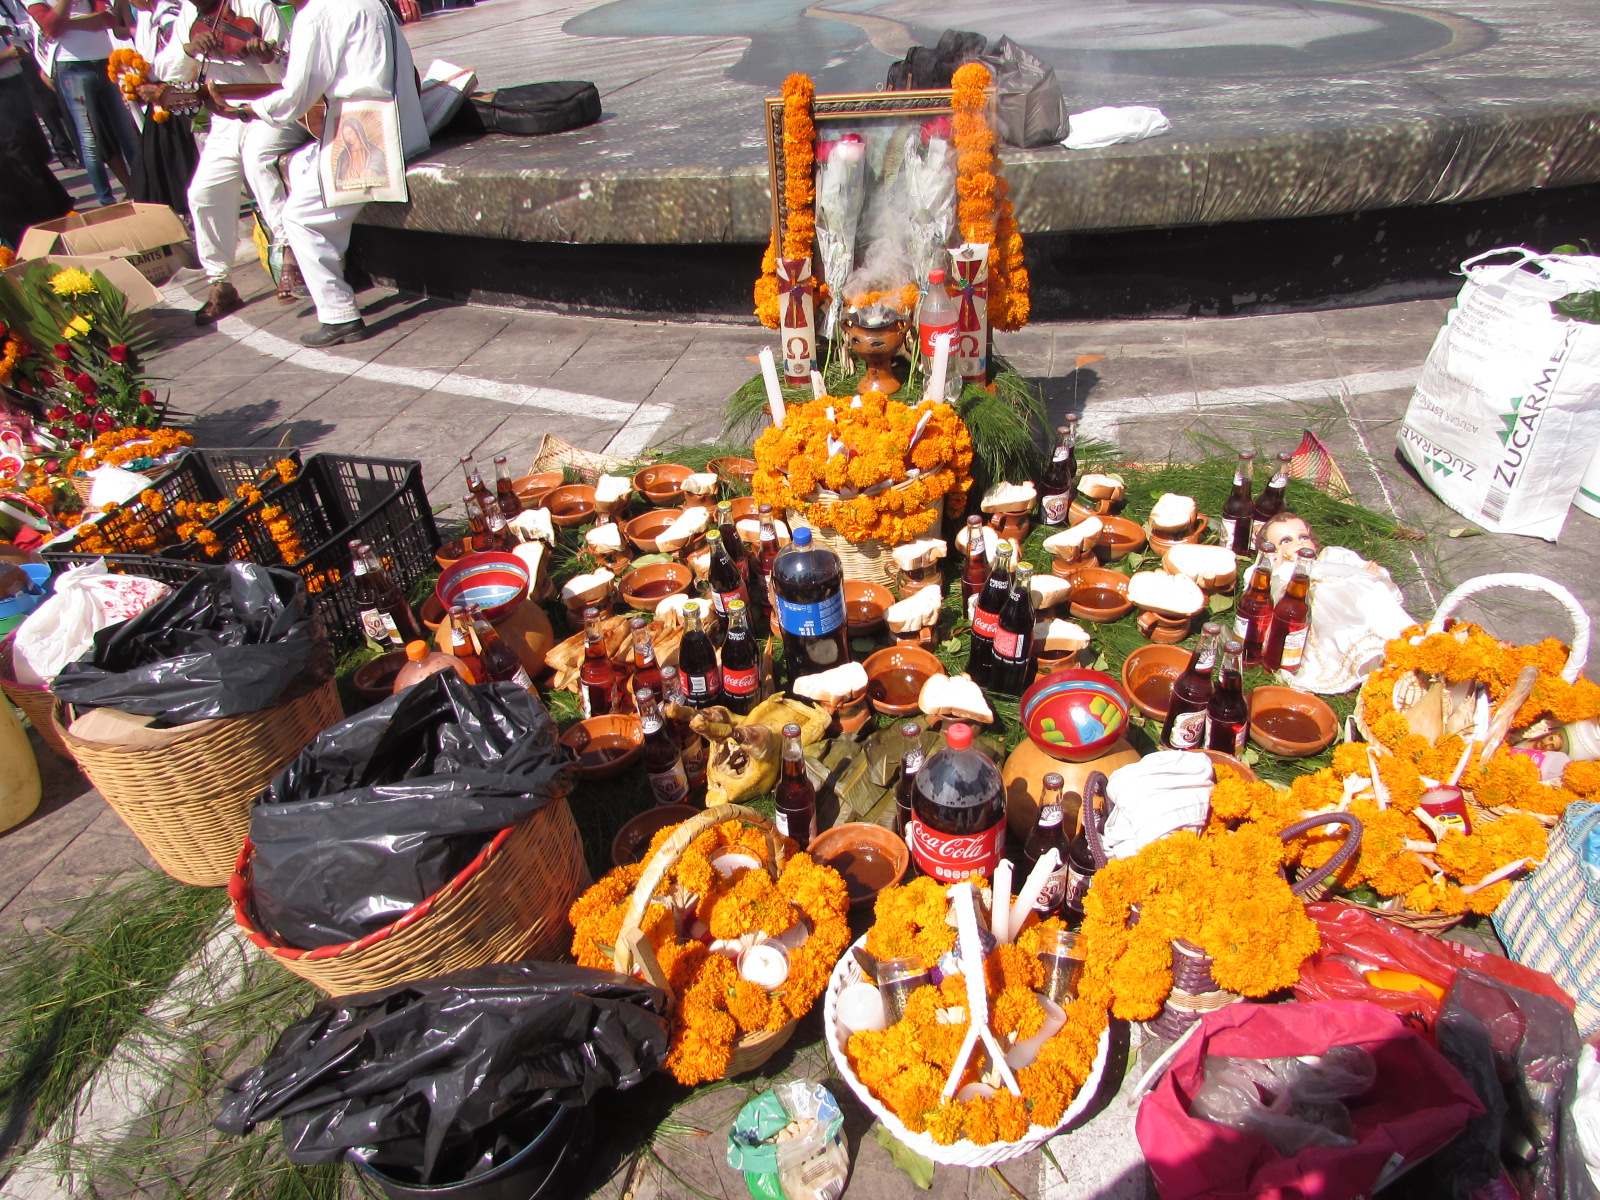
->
[842, 313, 908, 396]
[620, 561, 693, 612]
[1068, 568, 1133, 623]
[1121, 644, 1192, 719]
[863, 644, 945, 717]
[1136, 609, 1196, 644]
[352, 650, 408, 704]
[611, 804, 698, 867]
[560, 714, 643, 780]
[1002, 737, 1141, 842]
[1148, 514, 1209, 556]
[633, 463, 691, 506]
[843, 580, 894, 635]
[807, 822, 910, 909]
[513, 470, 564, 511]
[543, 484, 596, 527]
[623, 508, 684, 554]
[435, 537, 472, 571]
[1248, 685, 1338, 756]
[1069, 497, 1117, 522]
[723, 496, 758, 522]
[709, 457, 758, 487]
[1095, 515, 1147, 563]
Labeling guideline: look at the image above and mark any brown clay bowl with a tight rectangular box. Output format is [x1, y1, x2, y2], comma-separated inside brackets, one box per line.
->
[623, 508, 685, 554]
[1068, 568, 1133, 623]
[611, 804, 698, 867]
[419, 594, 448, 641]
[620, 561, 694, 612]
[435, 537, 472, 571]
[843, 580, 894, 634]
[352, 650, 408, 704]
[1199, 748, 1259, 784]
[633, 463, 691, 506]
[513, 470, 564, 511]
[544, 484, 597, 528]
[807, 822, 910, 909]
[723, 496, 758, 523]
[1248, 685, 1338, 757]
[1121, 643, 1192, 720]
[560, 714, 644, 780]
[1147, 514, 1209, 556]
[1069, 497, 1118, 523]
[1095, 515, 1148, 563]
[863, 644, 946, 716]
[709, 456, 758, 487]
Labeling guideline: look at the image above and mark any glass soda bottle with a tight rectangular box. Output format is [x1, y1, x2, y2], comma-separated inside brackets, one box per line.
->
[352, 541, 401, 648]
[678, 601, 723, 708]
[1023, 773, 1070, 917]
[660, 665, 708, 796]
[757, 505, 781, 606]
[636, 686, 690, 806]
[629, 616, 662, 702]
[1060, 788, 1104, 926]
[1249, 451, 1292, 549]
[1235, 551, 1276, 668]
[580, 605, 617, 717]
[468, 604, 533, 688]
[1205, 639, 1250, 756]
[1221, 450, 1257, 555]
[909, 723, 1006, 881]
[704, 530, 749, 622]
[893, 720, 923, 840]
[480, 496, 514, 553]
[990, 561, 1037, 696]
[964, 541, 1015, 688]
[960, 514, 988, 606]
[461, 454, 490, 501]
[771, 526, 849, 686]
[464, 494, 490, 551]
[1264, 546, 1315, 674]
[1159, 621, 1223, 750]
[1038, 415, 1080, 527]
[720, 599, 760, 715]
[447, 605, 484, 684]
[776, 722, 818, 844]
[493, 455, 521, 521]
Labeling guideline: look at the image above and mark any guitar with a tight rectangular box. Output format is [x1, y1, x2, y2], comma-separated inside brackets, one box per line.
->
[157, 80, 325, 138]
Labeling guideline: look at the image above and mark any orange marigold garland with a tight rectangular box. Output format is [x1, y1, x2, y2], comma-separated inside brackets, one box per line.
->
[755, 74, 819, 327]
[949, 63, 1029, 332]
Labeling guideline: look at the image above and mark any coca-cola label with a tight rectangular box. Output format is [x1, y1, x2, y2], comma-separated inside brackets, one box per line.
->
[992, 628, 1023, 659]
[774, 592, 845, 638]
[1279, 627, 1309, 670]
[648, 761, 689, 805]
[711, 584, 748, 617]
[920, 318, 958, 358]
[361, 608, 402, 646]
[1040, 493, 1070, 525]
[1168, 708, 1208, 750]
[909, 817, 1005, 881]
[722, 665, 759, 696]
[971, 607, 1001, 640]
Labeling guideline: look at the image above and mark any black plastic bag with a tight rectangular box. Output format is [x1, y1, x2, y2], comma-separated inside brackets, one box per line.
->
[885, 29, 987, 91]
[980, 37, 1068, 148]
[245, 671, 575, 949]
[50, 562, 328, 725]
[214, 962, 670, 1186]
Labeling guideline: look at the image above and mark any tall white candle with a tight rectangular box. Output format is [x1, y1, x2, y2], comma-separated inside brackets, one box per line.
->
[926, 332, 952, 403]
[991, 859, 1013, 944]
[1010, 848, 1060, 937]
[759, 347, 786, 428]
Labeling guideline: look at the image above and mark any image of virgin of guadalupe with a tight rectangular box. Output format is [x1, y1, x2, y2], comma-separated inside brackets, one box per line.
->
[332, 112, 388, 190]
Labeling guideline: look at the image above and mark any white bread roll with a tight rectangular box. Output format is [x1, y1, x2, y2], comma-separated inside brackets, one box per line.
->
[886, 584, 942, 632]
[1149, 493, 1197, 535]
[1078, 473, 1124, 501]
[981, 481, 1037, 514]
[891, 536, 947, 571]
[1033, 618, 1091, 653]
[595, 475, 633, 506]
[511, 508, 555, 545]
[585, 523, 624, 554]
[793, 661, 869, 705]
[1164, 543, 1238, 590]
[656, 506, 710, 552]
[682, 471, 719, 496]
[1028, 574, 1072, 609]
[1043, 517, 1103, 558]
[561, 569, 615, 605]
[918, 673, 993, 723]
[1126, 571, 1205, 617]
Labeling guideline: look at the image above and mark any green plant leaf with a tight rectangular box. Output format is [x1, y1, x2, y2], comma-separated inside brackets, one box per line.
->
[1125, 551, 1145, 569]
[1552, 291, 1600, 325]
[1243, 746, 1262, 765]
[1092, 652, 1109, 671]
[1446, 527, 1483, 539]
[875, 1124, 935, 1189]
[1207, 592, 1233, 613]
[938, 635, 962, 653]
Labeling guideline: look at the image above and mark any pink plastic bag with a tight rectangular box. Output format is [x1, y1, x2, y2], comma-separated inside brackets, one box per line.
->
[1136, 1000, 1484, 1200]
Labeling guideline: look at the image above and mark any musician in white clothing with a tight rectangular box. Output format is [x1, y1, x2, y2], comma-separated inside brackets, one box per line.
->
[152, 0, 308, 322]
[210, 0, 427, 346]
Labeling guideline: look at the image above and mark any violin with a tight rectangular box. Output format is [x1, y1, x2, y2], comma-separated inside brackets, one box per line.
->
[198, 0, 279, 62]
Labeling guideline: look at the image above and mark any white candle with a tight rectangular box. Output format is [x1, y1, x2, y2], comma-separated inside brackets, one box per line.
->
[739, 941, 790, 990]
[1010, 849, 1060, 937]
[992, 859, 1013, 944]
[811, 369, 827, 400]
[927, 332, 952, 403]
[759, 347, 786, 428]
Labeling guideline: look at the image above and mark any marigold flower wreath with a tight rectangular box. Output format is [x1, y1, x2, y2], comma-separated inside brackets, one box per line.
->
[755, 74, 820, 328]
[949, 63, 1029, 332]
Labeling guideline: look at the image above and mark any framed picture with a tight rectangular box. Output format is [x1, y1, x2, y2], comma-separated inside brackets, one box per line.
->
[318, 97, 408, 206]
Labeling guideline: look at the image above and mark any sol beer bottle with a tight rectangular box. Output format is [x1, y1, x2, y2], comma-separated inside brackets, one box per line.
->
[1038, 415, 1080, 526]
[629, 616, 662, 702]
[960, 514, 989, 605]
[1159, 622, 1223, 750]
[468, 604, 533, 688]
[909, 723, 1005, 881]
[1249, 451, 1292, 548]
[580, 605, 616, 717]
[1023, 773, 1070, 918]
[1263, 547, 1315, 675]
[1221, 450, 1257, 555]
[636, 686, 690, 806]
[447, 606, 484, 684]
[660, 665, 708, 796]
[771, 526, 849, 686]
[493, 455, 521, 521]
[1060, 788, 1104, 926]
[460, 454, 490, 501]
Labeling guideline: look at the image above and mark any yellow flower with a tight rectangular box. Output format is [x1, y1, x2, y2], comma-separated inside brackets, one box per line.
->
[49, 268, 98, 297]
[62, 314, 93, 339]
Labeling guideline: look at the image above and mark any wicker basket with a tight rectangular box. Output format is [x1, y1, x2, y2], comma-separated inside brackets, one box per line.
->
[0, 635, 71, 760]
[56, 679, 342, 887]
[528, 434, 628, 484]
[231, 794, 590, 995]
[611, 804, 797, 1077]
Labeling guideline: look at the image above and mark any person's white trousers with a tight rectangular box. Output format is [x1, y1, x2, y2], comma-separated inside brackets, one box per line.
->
[282, 140, 367, 326]
[188, 115, 308, 283]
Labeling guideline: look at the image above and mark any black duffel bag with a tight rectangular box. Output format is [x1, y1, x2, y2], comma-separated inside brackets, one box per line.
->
[471, 82, 600, 136]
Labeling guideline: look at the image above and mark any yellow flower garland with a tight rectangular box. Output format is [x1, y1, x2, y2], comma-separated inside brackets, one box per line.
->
[949, 64, 1029, 332]
[755, 74, 818, 328]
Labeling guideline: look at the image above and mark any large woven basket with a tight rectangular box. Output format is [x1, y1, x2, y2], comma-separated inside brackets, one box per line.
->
[0, 635, 71, 760]
[786, 479, 944, 593]
[611, 804, 797, 1077]
[231, 794, 589, 996]
[56, 678, 342, 887]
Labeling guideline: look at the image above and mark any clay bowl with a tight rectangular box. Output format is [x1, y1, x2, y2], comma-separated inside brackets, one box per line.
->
[709, 456, 758, 488]
[863, 644, 946, 716]
[560, 714, 644, 780]
[843, 580, 894, 635]
[621, 561, 693, 612]
[623, 508, 685, 554]
[1121, 643, 1193, 720]
[1068, 568, 1133, 624]
[1095, 515, 1148, 563]
[724, 496, 758, 523]
[352, 650, 408, 704]
[543, 484, 597, 528]
[1069, 497, 1118, 523]
[1019, 668, 1130, 762]
[419, 593, 448, 640]
[611, 804, 698, 867]
[513, 470, 565, 511]
[435, 551, 531, 624]
[1147, 514, 1209, 556]
[1248, 685, 1338, 757]
[435, 537, 472, 571]
[1199, 748, 1259, 784]
[807, 822, 910, 909]
[633, 463, 691, 506]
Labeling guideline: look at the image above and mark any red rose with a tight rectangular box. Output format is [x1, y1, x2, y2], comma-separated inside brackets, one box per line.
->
[138, 389, 155, 406]
[72, 412, 91, 429]
[92, 412, 116, 433]
[15, 379, 33, 396]
[53, 343, 71, 362]
[47, 405, 67, 420]
[38, 371, 55, 387]
[108, 344, 129, 364]
[44, 459, 59, 473]
[80, 388, 97, 403]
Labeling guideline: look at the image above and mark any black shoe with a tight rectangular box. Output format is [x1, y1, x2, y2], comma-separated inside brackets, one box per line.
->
[299, 319, 368, 347]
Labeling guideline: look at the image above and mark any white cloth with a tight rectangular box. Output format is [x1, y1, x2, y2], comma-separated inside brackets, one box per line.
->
[190, 114, 307, 279]
[1269, 546, 1414, 694]
[1101, 750, 1214, 860]
[1576, 1046, 1600, 1190]
[282, 139, 364, 323]
[1063, 105, 1171, 150]
[153, 0, 282, 86]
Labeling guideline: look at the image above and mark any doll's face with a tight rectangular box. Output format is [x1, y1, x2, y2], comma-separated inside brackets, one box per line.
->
[1261, 514, 1317, 564]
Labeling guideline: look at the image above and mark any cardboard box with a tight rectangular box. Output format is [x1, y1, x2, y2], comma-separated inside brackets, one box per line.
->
[2, 254, 166, 314]
[17, 203, 193, 285]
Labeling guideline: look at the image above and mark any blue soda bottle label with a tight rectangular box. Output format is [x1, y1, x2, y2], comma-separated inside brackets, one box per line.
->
[774, 592, 845, 638]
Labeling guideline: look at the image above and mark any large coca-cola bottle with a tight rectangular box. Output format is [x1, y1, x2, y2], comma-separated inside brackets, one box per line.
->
[909, 723, 1005, 881]
[771, 526, 849, 686]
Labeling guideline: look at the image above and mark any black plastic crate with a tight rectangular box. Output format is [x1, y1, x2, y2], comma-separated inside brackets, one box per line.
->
[35, 551, 207, 586]
[170, 466, 337, 570]
[191, 447, 302, 497]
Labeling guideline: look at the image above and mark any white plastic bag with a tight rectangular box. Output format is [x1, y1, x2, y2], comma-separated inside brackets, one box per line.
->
[1398, 247, 1600, 540]
[1576, 1045, 1600, 1189]
[11, 561, 170, 686]
[1271, 547, 1414, 693]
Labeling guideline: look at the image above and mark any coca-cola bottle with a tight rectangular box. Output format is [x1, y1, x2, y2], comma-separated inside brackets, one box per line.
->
[964, 541, 1015, 688]
[447, 605, 484, 684]
[894, 720, 923, 839]
[1235, 551, 1275, 668]
[636, 686, 690, 806]
[771, 526, 849, 686]
[704, 529, 749, 622]
[660, 665, 708, 796]
[580, 605, 616, 717]
[909, 723, 1006, 881]
[720, 599, 760, 715]
[678, 601, 723, 707]
[1248, 451, 1292, 549]
[1159, 621, 1223, 750]
[629, 616, 662, 702]
[776, 722, 817, 844]
[1205, 639, 1250, 755]
[1221, 450, 1257, 555]
[719, 500, 763, 614]
[468, 604, 533, 688]
[1023, 773, 1070, 917]
[960, 514, 988, 606]
[493, 455, 521, 522]
[990, 561, 1037, 697]
[918, 269, 959, 386]
[1263, 546, 1314, 675]
[1038, 415, 1080, 527]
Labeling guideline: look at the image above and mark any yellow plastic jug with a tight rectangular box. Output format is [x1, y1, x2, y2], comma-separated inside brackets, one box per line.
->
[0, 695, 41, 833]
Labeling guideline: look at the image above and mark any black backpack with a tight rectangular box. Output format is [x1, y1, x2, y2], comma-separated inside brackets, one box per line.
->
[470, 81, 600, 136]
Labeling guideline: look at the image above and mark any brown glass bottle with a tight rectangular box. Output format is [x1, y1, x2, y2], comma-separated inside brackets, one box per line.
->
[776, 722, 817, 845]
[1221, 450, 1257, 555]
[960, 514, 988, 605]
[580, 605, 617, 717]
[1205, 639, 1250, 756]
[351, 540, 422, 647]
[1249, 451, 1293, 549]
[1159, 621, 1223, 750]
[704, 530, 749, 623]
[660, 665, 708, 796]
[461, 454, 490, 501]
[989, 562, 1037, 697]
[964, 541, 1015, 688]
[1235, 551, 1276, 668]
[893, 720, 924, 839]
[468, 604, 532, 688]
[1060, 790, 1101, 926]
[1263, 547, 1315, 674]
[463, 494, 490, 550]
[629, 616, 662, 702]
[757, 505, 781, 606]
[447, 605, 484, 684]
[1023, 773, 1070, 917]
[678, 601, 723, 708]
[636, 686, 690, 806]
[1038, 415, 1080, 526]
[493, 455, 521, 521]
[479, 496, 514, 553]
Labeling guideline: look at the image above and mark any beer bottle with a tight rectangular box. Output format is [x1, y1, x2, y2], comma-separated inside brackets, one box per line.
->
[1038, 415, 1080, 527]
[1060, 787, 1101, 926]
[1264, 546, 1315, 674]
[636, 686, 690, 806]
[990, 561, 1037, 697]
[1023, 773, 1070, 917]
[704, 530, 749, 622]
[480, 496, 515, 553]
[1235, 551, 1276, 668]
[720, 599, 760, 715]
[580, 605, 617, 717]
[361, 543, 425, 644]
[629, 616, 662, 701]
[493, 455, 521, 521]
[771, 527, 849, 686]
[960, 514, 989, 605]
[660, 665, 708, 796]
[1221, 449, 1257, 555]
[1249, 451, 1292, 549]
[447, 605, 484, 684]
[460, 454, 490, 501]
[678, 601, 723, 708]
[351, 540, 404, 648]
[1160, 621, 1223, 750]
[893, 720, 924, 840]
[463, 494, 490, 551]
[776, 722, 817, 844]
[468, 604, 533, 688]
[757, 505, 781, 607]
[964, 541, 1015, 687]
[1205, 639, 1250, 755]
